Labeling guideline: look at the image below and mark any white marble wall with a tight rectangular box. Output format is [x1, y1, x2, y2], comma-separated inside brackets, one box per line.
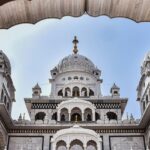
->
[110, 136, 145, 150]
[8, 137, 43, 150]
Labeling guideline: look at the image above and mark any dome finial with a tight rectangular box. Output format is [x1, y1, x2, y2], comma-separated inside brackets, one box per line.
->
[72, 36, 79, 54]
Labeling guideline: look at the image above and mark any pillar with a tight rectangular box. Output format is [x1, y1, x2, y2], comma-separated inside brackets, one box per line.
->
[92, 110, 95, 121]
[82, 111, 84, 121]
[69, 113, 71, 121]
[57, 111, 60, 121]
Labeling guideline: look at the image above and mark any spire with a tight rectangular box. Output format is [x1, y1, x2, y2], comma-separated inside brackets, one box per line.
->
[72, 36, 79, 54]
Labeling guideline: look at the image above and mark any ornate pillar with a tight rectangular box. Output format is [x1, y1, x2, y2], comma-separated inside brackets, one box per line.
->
[92, 110, 95, 121]
[82, 113, 84, 121]
[57, 110, 60, 121]
[83, 143, 87, 150]
[69, 113, 71, 121]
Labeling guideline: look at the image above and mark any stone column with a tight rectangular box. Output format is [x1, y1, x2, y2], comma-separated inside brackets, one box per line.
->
[82, 113, 84, 121]
[92, 110, 95, 121]
[57, 111, 60, 121]
[69, 113, 71, 121]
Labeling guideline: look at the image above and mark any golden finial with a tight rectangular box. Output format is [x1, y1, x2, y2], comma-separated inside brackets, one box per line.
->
[73, 36, 79, 54]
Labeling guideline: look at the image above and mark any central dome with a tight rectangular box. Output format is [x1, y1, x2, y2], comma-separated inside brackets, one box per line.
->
[56, 53, 97, 73]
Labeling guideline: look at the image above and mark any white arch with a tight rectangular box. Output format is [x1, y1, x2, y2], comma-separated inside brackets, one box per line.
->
[51, 125, 102, 150]
[57, 98, 96, 121]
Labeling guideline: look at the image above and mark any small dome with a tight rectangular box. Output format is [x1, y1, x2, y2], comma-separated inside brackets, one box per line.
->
[0, 50, 11, 74]
[56, 54, 99, 74]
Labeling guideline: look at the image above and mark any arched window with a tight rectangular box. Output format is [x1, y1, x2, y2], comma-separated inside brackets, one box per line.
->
[87, 114, 92, 121]
[95, 112, 100, 121]
[71, 107, 82, 122]
[65, 87, 71, 97]
[72, 87, 80, 97]
[52, 112, 57, 121]
[57, 141, 67, 150]
[87, 140, 97, 150]
[81, 87, 87, 97]
[74, 76, 78, 80]
[84, 108, 92, 121]
[89, 89, 94, 96]
[58, 89, 63, 96]
[68, 77, 72, 80]
[1, 90, 4, 102]
[106, 112, 117, 121]
[35, 112, 46, 121]
[61, 114, 66, 121]
[70, 140, 83, 150]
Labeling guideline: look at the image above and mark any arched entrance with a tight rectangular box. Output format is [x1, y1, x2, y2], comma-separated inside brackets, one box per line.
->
[71, 107, 82, 122]
[72, 87, 80, 97]
[70, 140, 83, 150]
[87, 140, 97, 150]
[56, 141, 67, 150]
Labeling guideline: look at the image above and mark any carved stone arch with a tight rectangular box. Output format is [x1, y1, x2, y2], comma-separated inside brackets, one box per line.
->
[58, 89, 63, 97]
[106, 112, 117, 121]
[70, 139, 84, 150]
[81, 87, 87, 97]
[65, 87, 71, 97]
[35, 112, 46, 121]
[87, 140, 97, 150]
[72, 86, 80, 97]
[84, 108, 92, 121]
[71, 107, 82, 122]
[56, 140, 67, 150]
[89, 89, 94, 96]
[60, 108, 69, 121]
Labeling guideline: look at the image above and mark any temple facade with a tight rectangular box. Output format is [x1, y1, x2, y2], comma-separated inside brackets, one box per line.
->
[0, 37, 150, 150]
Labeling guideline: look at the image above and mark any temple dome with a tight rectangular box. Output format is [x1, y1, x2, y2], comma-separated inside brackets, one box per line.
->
[56, 53, 99, 74]
[0, 50, 11, 74]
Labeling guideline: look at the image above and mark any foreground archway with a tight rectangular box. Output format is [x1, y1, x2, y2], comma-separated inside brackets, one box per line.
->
[0, 0, 150, 28]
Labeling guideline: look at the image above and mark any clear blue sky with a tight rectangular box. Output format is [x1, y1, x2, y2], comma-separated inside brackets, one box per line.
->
[0, 15, 149, 120]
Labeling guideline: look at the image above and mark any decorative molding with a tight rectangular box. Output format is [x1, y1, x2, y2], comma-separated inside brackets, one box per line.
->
[8, 129, 145, 134]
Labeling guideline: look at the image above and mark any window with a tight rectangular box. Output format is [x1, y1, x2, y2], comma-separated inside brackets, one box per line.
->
[89, 89, 94, 96]
[72, 87, 80, 97]
[35, 112, 46, 121]
[106, 112, 117, 120]
[58, 89, 63, 96]
[53, 72, 56, 76]
[68, 77, 72, 80]
[80, 77, 84, 80]
[52, 112, 57, 121]
[74, 76, 78, 80]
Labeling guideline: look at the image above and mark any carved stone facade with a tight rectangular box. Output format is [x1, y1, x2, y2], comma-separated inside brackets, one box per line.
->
[0, 37, 150, 150]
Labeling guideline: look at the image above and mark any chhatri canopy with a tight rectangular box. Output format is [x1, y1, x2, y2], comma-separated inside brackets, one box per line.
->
[0, 0, 150, 29]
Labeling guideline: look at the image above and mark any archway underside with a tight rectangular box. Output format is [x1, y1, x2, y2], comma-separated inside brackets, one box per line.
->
[0, 0, 150, 29]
